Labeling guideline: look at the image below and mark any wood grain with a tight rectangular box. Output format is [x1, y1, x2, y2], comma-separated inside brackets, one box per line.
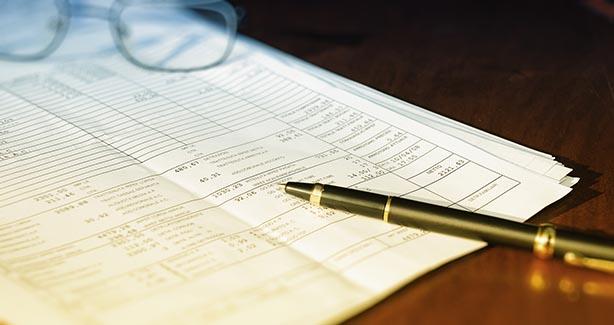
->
[238, 0, 614, 323]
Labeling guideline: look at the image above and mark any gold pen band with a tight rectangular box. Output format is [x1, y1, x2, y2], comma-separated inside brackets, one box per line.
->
[532, 223, 614, 273]
[533, 223, 556, 259]
[564, 252, 614, 274]
[383, 196, 392, 222]
[310, 183, 324, 206]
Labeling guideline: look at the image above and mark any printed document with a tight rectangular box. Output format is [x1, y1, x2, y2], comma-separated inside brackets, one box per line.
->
[0, 21, 573, 325]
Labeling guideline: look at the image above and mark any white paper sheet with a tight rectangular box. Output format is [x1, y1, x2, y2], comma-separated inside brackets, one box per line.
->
[0, 9, 574, 325]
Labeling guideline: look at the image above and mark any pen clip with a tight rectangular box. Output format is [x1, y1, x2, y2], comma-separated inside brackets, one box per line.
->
[563, 252, 614, 274]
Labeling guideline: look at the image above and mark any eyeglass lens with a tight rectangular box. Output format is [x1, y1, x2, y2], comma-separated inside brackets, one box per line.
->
[116, 2, 236, 71]
[0, 0, 66, 58]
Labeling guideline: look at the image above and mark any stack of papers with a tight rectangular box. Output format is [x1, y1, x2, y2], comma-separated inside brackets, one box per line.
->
[0, 12, 575, 325]
[259, 42, 577, 188]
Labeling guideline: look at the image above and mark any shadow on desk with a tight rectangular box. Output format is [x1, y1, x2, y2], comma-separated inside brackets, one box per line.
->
[528, 157, 603, 233]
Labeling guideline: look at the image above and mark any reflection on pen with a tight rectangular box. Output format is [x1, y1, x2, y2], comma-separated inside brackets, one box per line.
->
[527, 260, 614, 300]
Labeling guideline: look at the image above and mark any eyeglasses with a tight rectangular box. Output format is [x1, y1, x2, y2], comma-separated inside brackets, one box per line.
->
[0, 0, 238, 72]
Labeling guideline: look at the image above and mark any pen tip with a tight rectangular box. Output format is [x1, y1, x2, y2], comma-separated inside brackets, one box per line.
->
[278, 183, 287, 190]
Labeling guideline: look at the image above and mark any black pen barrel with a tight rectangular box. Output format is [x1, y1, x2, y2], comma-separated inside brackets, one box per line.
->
[320, 185, 389, 217]
[390, 200, 614, 260]
[388, 197, 536, 249]
[287, 182, 535, 248]
[309, 183, 536, 248]
[554, 228, 614, 260]
[285, 183, 614, 262]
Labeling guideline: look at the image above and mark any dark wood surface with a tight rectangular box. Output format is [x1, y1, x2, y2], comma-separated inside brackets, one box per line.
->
[238, 0, 614, 323]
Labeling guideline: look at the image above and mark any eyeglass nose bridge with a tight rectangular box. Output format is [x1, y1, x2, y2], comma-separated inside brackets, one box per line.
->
[70, 4, 113, 20]
[109, 0, 239, 72]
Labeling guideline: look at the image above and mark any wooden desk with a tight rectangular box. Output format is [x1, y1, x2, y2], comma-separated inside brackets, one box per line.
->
[238, 0, 614, 323]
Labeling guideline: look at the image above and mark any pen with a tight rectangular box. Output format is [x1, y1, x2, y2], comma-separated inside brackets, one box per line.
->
[283, 182, 614, 273]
